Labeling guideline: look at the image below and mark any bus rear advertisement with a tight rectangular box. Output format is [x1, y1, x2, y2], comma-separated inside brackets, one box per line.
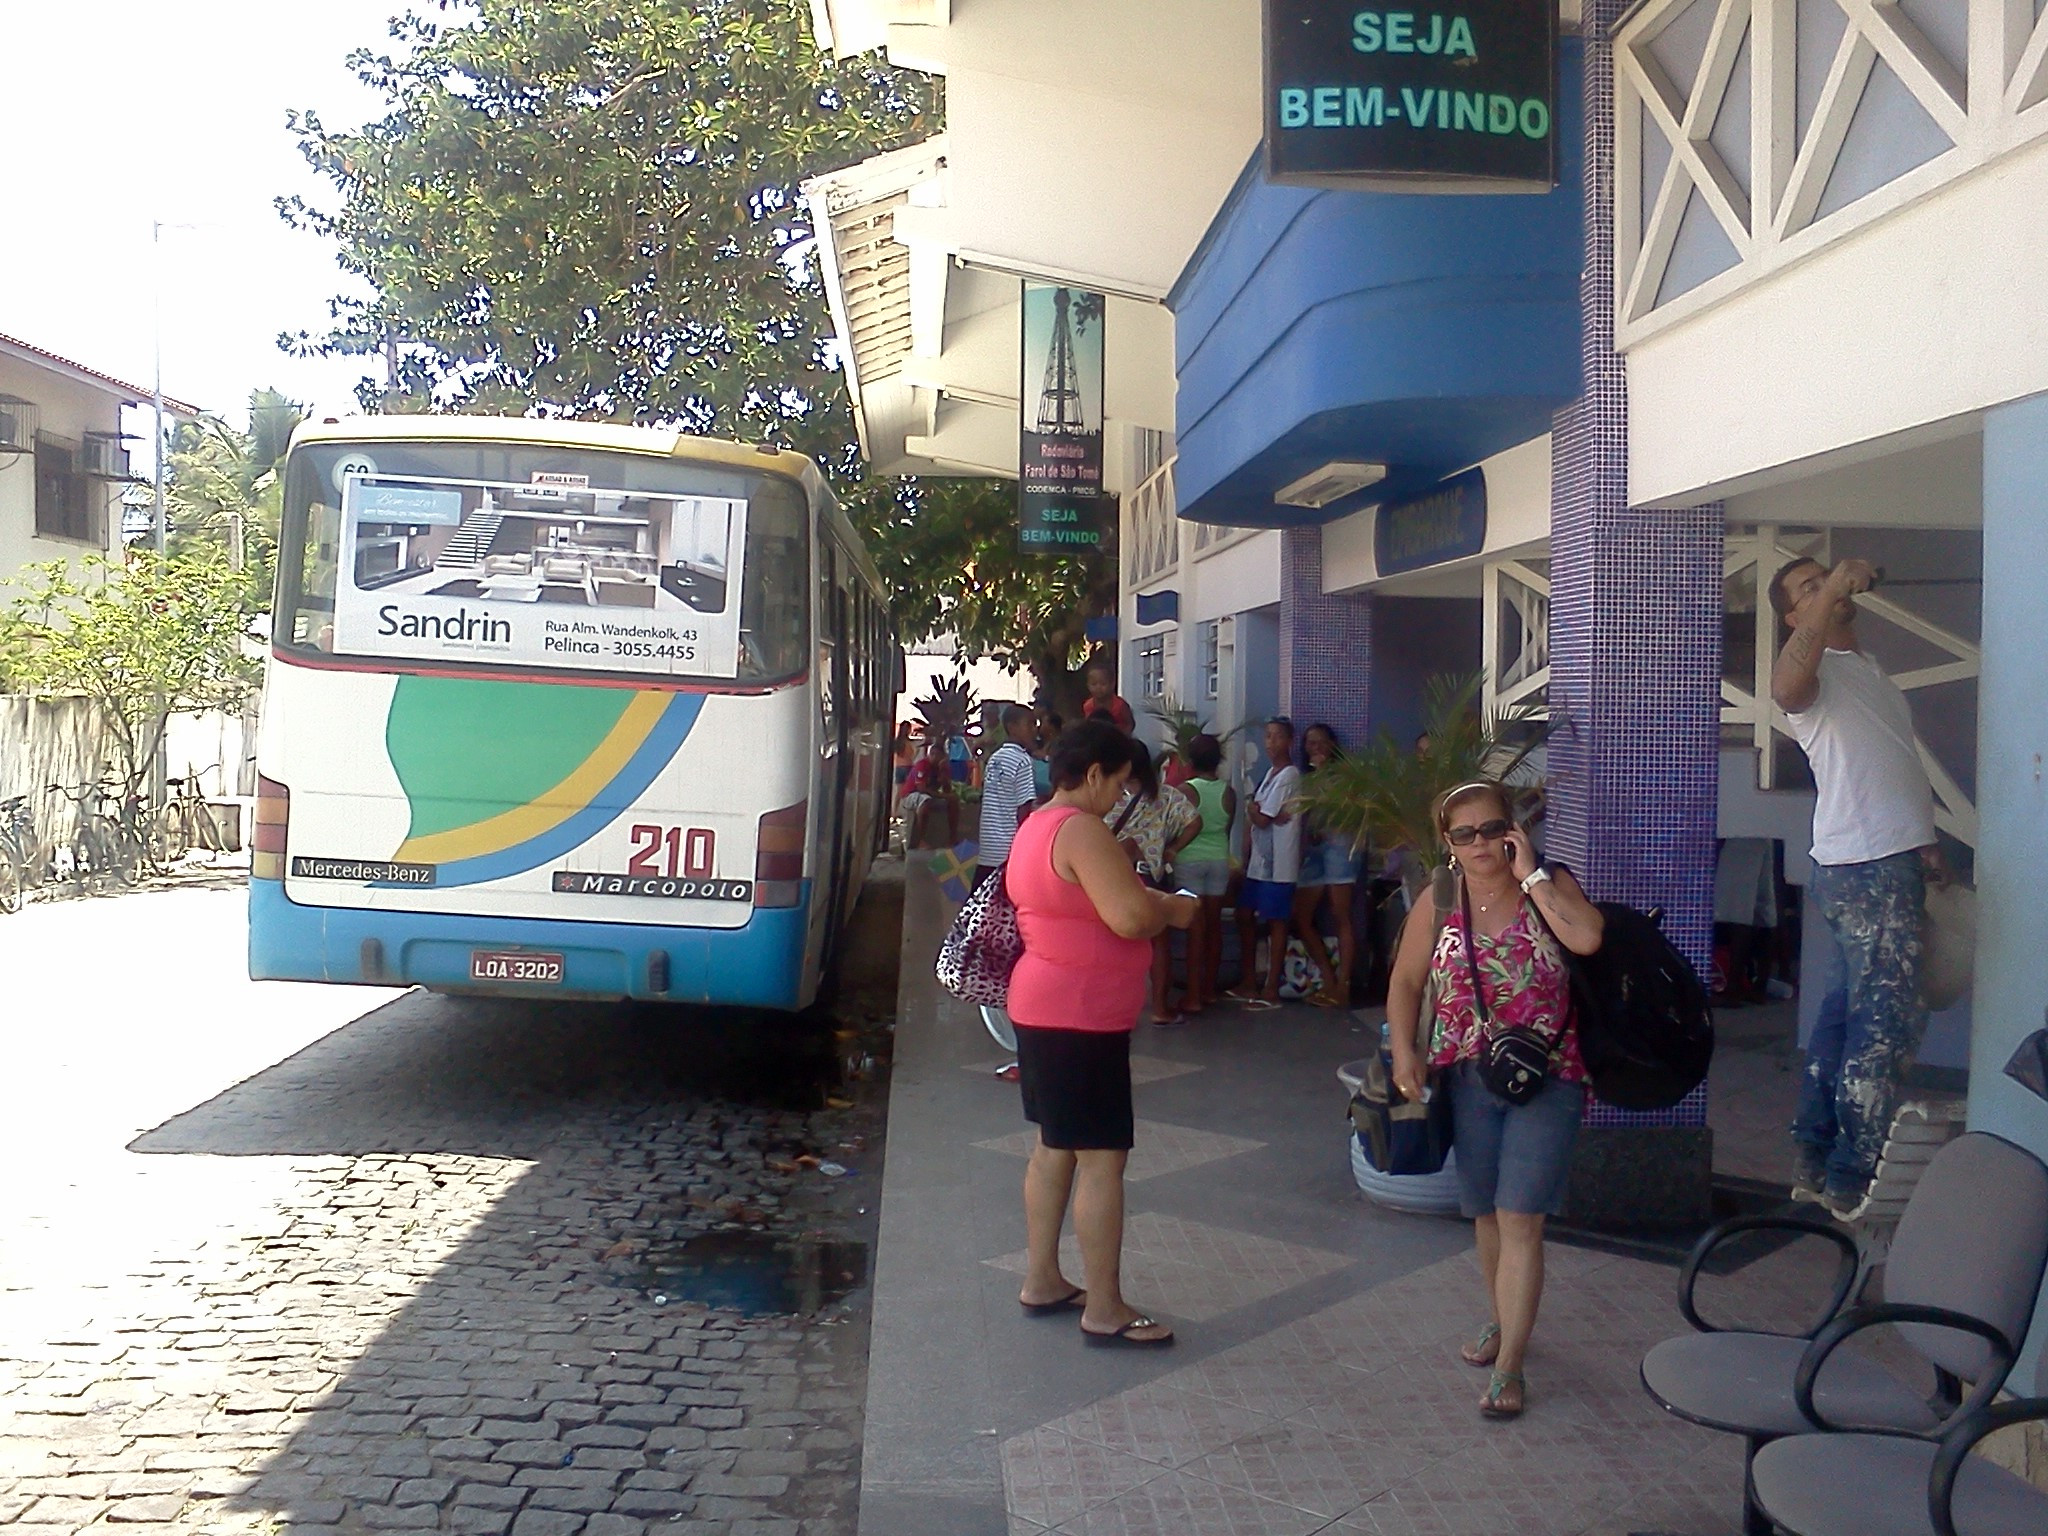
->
[248, 417, 895, 1011]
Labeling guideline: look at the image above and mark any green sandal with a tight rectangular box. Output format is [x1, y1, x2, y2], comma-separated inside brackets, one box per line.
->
[1459, 1322, 1501, 1367]
[1480, 1369, 1525, 1419]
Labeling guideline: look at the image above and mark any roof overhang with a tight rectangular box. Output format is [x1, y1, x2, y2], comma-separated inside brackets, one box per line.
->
[0, 332, 203, 417]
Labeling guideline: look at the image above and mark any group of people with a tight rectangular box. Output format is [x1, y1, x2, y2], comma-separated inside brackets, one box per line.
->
[958, 670, 1606, 1414]
[992, 708, 1605, 1410]
[947, 551, 1941, 1417]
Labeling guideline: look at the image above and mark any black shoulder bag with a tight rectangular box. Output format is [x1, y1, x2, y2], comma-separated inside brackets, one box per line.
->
[1462, 878, 1563, 1107]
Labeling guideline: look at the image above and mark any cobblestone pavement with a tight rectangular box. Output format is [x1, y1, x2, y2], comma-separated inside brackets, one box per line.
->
[0, 886, 890, 1536]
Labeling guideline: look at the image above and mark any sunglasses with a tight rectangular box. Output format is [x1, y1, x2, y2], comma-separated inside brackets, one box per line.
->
[1445, 818, 1511, 846]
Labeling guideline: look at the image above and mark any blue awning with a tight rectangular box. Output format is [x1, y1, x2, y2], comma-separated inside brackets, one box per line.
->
[1167, 41, 1585, 529]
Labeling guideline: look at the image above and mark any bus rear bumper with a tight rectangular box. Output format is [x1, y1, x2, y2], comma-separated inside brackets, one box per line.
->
[247, 878, 811, 1009]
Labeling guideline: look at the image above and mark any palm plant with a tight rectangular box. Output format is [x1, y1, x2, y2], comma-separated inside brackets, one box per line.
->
[1296, 672, 1546, 894]
[1143, 697, 1242, 765]
[911, 671, 977, 744]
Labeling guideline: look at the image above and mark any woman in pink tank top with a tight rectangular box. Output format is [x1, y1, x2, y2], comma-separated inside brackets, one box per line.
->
[1006, 719, 1197, 1349]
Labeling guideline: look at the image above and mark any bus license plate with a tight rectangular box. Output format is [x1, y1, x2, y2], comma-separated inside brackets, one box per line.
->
[470, 949, 565, 985]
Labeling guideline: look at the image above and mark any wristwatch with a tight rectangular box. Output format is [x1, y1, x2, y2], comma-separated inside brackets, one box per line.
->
[1519, 868, 1551, 894]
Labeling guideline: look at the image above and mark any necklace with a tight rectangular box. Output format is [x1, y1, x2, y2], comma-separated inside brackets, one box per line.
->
[1471, 882, 1516, 916]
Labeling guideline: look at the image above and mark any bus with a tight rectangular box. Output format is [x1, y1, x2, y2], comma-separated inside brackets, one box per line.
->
[248, 416, 897, 1011]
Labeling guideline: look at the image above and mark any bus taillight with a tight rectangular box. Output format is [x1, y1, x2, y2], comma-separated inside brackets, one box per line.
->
[252, 775, 290, 881]
[754, 801, 806, 908]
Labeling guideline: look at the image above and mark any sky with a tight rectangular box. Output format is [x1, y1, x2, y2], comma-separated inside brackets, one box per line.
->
[0, 2, 416, 429]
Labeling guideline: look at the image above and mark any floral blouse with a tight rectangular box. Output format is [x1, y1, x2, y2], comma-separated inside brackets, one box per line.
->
[1427, 902, 1586, 1084]
[1107, 785, 1197, 880]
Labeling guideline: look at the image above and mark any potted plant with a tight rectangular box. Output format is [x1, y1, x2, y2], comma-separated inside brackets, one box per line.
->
[1143, 698, 1242, 782]
[1295, 671, 1546, 899]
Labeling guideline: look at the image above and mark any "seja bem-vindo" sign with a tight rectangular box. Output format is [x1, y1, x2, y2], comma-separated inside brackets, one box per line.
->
[1264, 1, 1558, 192]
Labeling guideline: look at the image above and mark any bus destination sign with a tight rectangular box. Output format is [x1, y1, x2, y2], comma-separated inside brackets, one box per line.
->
[1264, 1, 1558, 191]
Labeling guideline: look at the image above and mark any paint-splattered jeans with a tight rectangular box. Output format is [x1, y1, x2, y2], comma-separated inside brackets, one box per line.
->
[1795, 852, 1928, 1199]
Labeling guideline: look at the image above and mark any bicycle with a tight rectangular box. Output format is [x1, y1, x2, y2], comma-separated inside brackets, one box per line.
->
[153, 764, 230, 863]
[0, 793, 38, 914]
[48, 781, 147, 891]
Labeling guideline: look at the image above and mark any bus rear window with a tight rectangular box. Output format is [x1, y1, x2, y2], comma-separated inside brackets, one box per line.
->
[277, 443, 809, 685]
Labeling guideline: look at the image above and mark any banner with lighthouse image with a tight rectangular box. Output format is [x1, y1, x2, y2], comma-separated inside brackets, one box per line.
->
[1018, 283, 1108, 554]
[331, 471, 748, 679]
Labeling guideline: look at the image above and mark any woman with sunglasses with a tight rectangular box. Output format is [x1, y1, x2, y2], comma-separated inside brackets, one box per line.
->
[1385, 780, 1604, 1419]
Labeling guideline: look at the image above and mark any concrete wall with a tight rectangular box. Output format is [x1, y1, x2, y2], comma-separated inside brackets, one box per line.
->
[1976, 392, 2048, 1390]
[0, 696, 117, 852]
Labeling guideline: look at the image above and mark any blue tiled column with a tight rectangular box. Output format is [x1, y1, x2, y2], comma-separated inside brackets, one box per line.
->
[1280, 526, 1373, 749]
[1547, 0, 1724, 1176]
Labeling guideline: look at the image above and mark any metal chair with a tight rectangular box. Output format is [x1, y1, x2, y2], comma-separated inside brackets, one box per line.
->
[1639, 1131, 2048, 1535]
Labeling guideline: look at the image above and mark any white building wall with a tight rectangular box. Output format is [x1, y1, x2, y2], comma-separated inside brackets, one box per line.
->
[0, 355, 129, 584]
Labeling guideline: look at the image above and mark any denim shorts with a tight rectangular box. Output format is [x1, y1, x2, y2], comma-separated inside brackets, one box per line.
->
[1298, 842, 1362, 887]
[1174, 859, 1231, 897]
[1446, 1061, 1585, 1217]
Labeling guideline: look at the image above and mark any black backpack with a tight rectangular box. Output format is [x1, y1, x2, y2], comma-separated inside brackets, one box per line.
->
[1557, 901, 1714, 1111]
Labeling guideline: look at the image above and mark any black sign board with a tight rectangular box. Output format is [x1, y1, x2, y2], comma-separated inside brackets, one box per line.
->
[1264, 1, 1558, 191]
[1019, 283, 1110, 554]
[1375, 467, 1487, 575]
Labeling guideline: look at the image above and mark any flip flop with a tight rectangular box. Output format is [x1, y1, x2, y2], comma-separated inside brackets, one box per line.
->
[1150, 1013, 1187, 1028]
[1241, 997, 1280, 1012]
[1460, 1322, 1501, 1367]
[1020, 1288, 1086, 1317]
[1081, 1315, 1175, 1349]
[1480, 1368, 1525, 1419]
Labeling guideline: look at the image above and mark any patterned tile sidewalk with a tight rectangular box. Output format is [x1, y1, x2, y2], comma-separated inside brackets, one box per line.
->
[1002, 1234, 1855, 1535]
[982, 1004, 1849, 1536]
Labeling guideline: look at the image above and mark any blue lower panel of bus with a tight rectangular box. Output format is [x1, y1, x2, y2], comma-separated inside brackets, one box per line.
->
[248, 878, 811, 1009]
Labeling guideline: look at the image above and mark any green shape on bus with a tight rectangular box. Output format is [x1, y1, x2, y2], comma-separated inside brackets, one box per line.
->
[385, 675, 635, 839]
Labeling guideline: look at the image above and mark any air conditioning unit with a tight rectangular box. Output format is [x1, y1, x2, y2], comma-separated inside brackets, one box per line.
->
[0, 396, 37, 455]
[81, 431, 136, 480]
[1274, 460, 1386, 510]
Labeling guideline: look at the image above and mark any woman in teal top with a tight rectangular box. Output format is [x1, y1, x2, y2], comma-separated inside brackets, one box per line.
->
[1173, 734, 1236, 1013]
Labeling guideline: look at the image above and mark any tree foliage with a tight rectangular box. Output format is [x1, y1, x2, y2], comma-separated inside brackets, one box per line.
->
[281, 0, 934, 453]
[857, 476, 1115, 700]
[0, 551, 261, 800]
[166, 388, 305, 612]
[283, 0, 1114, 686]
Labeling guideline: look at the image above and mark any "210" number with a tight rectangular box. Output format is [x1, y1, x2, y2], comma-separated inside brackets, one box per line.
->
[626, 824, 715, 879]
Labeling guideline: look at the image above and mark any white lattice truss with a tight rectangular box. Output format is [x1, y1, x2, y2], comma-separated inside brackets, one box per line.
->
[1724, 529, 1979, 845]
[1125, 454, 1180, 592]
[1616, 0, 2048, 340]
[1482, 559, 1551, 723]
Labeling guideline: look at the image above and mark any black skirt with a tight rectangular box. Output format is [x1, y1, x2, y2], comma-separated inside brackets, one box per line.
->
[1014, 1025, 1135, 1151]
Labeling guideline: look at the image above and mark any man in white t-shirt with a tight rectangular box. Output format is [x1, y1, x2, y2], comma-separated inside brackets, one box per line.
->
[974, 704, 1041, 889]
[1228, 718, 1302, 1008]
[1770, 556, 1942, 1218]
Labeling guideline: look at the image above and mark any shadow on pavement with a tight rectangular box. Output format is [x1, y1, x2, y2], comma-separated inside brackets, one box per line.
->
[109, 990, 885, 1535]
[131, 991, 850, 1160]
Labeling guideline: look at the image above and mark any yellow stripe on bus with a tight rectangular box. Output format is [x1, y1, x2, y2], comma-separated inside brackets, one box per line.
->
[393, 692, 671, 865]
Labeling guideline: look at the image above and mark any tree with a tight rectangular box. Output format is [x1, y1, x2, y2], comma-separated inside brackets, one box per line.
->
[856, 476, 1116, 709]
[0, 551, 260, 804]
[280, 0, 935, 453]
[166, 388, 305, 612]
